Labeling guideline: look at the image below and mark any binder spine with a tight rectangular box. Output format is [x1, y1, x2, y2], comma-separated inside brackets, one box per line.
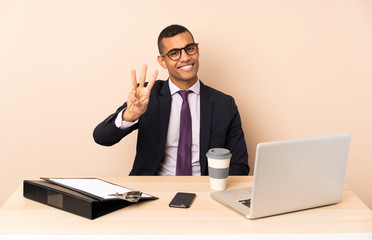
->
[23, 180, 93, 219]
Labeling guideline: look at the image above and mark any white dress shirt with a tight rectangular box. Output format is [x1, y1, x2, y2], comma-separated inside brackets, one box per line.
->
[115, 79, 201, 176]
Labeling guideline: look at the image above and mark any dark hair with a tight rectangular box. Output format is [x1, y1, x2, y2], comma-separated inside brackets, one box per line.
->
[157, 24, 194, 54]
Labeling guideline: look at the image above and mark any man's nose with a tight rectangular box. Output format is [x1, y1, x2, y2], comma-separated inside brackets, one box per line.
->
[179, 49, 191, 61]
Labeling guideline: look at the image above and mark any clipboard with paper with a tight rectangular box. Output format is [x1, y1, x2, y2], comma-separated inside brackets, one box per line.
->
[41, 177, 157, 202]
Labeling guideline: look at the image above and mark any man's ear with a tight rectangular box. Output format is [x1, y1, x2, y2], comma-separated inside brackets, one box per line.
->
[157, 55, 167, 69]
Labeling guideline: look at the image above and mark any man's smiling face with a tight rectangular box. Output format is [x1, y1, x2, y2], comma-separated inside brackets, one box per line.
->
[157, 31, 199, 89]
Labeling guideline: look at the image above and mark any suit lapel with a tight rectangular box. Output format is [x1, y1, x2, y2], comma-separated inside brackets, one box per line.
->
[199, 81, 213, 174]
[158, 80, 172, 160]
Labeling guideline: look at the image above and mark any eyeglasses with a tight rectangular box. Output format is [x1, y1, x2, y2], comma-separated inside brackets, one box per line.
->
[160, 43, 199, 61]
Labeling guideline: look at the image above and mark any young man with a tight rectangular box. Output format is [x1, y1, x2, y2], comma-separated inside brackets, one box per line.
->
[93, 24, 249, 176]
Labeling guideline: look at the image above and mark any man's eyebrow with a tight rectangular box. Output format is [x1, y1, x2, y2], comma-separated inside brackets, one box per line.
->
[166, 43, 195, 53]
[167, 47, 179, 53]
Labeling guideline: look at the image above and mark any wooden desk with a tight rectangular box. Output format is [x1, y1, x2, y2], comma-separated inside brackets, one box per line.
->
[0, 176, 372, 237]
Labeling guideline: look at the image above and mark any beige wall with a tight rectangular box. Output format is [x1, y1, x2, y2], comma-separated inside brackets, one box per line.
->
[1, 0, 371, 209]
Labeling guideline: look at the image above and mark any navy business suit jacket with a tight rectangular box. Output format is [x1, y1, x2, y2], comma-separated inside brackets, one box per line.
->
[93, 80, 249, 175]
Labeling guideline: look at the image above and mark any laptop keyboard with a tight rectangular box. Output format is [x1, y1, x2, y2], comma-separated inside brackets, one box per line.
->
[239, 199, 251, 208]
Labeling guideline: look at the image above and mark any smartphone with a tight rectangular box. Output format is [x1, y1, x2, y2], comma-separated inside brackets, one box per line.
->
[169, 192, 196, 208]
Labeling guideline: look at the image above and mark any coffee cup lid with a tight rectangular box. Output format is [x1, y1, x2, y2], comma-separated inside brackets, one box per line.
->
[206, 148, 232, 159]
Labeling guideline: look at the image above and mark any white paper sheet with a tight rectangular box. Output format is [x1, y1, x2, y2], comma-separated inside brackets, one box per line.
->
[47, 178, 151, 199]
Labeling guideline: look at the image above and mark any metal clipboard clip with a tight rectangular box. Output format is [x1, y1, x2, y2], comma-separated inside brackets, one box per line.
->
[109, 191, 142, 202]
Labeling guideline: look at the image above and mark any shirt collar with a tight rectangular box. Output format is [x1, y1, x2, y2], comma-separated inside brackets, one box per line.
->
[168, 78, 200, 96]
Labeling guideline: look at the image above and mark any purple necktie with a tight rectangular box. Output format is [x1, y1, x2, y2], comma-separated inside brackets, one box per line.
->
[176, 90, 192, 176]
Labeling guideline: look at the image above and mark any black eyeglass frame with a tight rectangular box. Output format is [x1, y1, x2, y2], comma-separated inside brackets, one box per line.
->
[160, 43, 199, 61]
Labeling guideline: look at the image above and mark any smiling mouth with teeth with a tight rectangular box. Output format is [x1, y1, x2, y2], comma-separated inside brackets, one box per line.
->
[179, 64, 193, 70]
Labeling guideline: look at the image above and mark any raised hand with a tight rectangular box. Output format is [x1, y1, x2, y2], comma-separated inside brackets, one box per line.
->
[123, 64, 158, 122]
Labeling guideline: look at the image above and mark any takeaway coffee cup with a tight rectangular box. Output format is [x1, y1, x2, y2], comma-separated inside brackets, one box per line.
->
[206, 148, 231, 191]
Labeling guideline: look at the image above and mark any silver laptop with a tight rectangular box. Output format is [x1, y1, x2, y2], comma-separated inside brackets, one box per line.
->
[211, 133, 351, 219]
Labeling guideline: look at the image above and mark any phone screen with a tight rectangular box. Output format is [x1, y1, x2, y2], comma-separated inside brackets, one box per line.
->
[169, 192, 196, 208]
